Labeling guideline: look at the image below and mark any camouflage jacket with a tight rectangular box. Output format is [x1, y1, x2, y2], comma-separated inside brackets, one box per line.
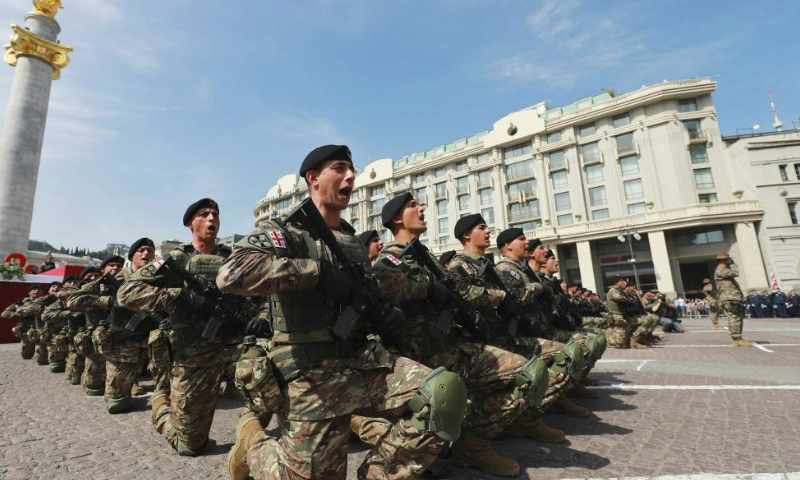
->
[42, 286, 79, 326]
[606, 286, 638, 316]
[703, 283, 718, 306]
[17, 293, 60, 328]
[446, 250, 508, 343]
[65, 274, 121, 329]
[715, 264, 743, 303]
[1, 297, 33, 321]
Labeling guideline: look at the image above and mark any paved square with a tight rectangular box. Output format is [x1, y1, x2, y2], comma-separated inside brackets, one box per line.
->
[1, 317, 799, 479]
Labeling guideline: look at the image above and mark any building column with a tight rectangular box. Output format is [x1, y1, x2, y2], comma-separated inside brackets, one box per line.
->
[648, 230, 676, 295]
[535, 153, 552, 223]
[576, 240, 596, 292]
[734, 222, 768, 289]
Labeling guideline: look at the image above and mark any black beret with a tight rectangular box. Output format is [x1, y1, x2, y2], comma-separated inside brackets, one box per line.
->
[48, 281, 62, 288]
[128, 237, 155, 260]
[63, 275, 78, 283]
[300, 145, 352, 178]
[79, 266, 99, 279]
[183, 198, 219, 226]
[525, 238, 543, 252]
[454, 213, 485, 240]
[100, 256, 125, 270]
[544, 249, 555, 259]
[357, 230, 379, 246]
[496, 228, 524, 249]
[439, 250, 456, 266]
[381, 192, 413, 229]
[27, 284, 41, 292]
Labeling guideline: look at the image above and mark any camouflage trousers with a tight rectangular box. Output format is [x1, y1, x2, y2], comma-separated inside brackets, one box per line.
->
[65, 337, 85, 384]
[82, 351, 106, 394]
[247, 340, 446, 480]
[151, 333, 235, 453]
[49, 332, 68, 370]
[105, 337, 147, 403]
[34, 329, 50, 365]
[721, 301, 744, 339]
[709, 302, 719, 326]
[631, 314, 660, 342]
[504, 337, 574, 417]
[17, 332, 35, 359]
[582, 316, 609, 330]
[603, 314, 631, 348]
[148, 328, 172, 397]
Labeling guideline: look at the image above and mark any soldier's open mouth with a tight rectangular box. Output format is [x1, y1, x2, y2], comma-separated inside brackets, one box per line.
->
[208, 225, 217, 232]
[339, 186, 352, 198]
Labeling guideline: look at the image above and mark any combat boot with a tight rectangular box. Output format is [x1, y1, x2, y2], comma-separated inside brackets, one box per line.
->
[150, 393, 170, 426]
[131, 381, 145, 396]
[580, 376, 599, 386]
[629, 338, 648, 349]
[228, 412, 267, 480]
[732, 338, 753, 347]
[451, 431, 519, 477]
[504, 415, 566, 443]
[549, 397, 590, 417]
[567, 383, 599, 399]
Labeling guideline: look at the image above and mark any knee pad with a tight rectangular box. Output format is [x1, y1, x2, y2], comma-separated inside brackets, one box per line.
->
[514, 356, 549, 407]
[584, 333, 604, 365]
[558, 338, 584, 380]
[107, 395, 132, 414]
[407, 366, 468, 442]
[175, 436, 207, 457]
[235, 338, 283, 419]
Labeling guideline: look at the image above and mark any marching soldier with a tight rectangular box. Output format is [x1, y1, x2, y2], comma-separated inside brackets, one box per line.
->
[714, 252, 752, 347]
[2, 285, 41, 359]
[41, 275, 79, 373]
[17, 281, 62, 365]
[357, 229, 383, 262]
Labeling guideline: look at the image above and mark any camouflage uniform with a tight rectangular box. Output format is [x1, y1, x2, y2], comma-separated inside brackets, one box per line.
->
[147, 320, 172, 397]
[50, 286, 85, 383]
[217, 221, 449, 479]
[117, 243, 240, 455]
[41, 292, 72, 372]
[17, 293, 60, 365]
[626, 290, 660, 342]
[703, 283, 719, 327]
[369, 241, 528, 441]
[2, 298, 36, 359]
[715, 263, 744, 340]
[65, 279, 116, 396]
[604, 286, 634, 348]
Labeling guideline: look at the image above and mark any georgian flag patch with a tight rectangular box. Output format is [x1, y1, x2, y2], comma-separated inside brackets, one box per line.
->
[386, 254, 402, 266]
[267, 230, 286, 248]
[509, 269, 520, 280]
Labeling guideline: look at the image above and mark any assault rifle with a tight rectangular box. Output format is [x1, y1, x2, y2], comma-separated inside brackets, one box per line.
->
[284, 198, 406, 348]
[152, 253, 249, 339]
[477, 258, 541, 337]
[124, 311, 167, 334]
[395, 238, 491, 343]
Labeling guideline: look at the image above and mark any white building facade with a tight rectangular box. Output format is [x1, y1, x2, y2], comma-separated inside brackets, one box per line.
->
[253, 78, 780, 297]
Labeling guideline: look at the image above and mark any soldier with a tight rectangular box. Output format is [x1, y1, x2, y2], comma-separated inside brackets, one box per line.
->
[41, 275, 79, 372]
[17, 281, 63, 365]
[789, 290, 799, 317]
[65, 256, 125, 396]
[703, 278, 721, 328]
[221, 145, 466, 480]
[714, 252, 752, 347]
[101, 238, 156, 413]
[357, 229, 383, 262]
[117, 198, 244, 456]
[61, 267, 100, 384]
[604, 278, 641, 348]
[439, 250, 456, 269]
[357, 194, 537, 477]
[2, 285, 41, 359]
[771, 288, 789, 319]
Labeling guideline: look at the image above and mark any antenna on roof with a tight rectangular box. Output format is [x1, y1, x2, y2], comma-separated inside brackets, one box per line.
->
[768, 87, 783, 131]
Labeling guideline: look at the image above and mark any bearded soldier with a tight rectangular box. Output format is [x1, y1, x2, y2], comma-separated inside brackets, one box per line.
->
[220, 145, 466, 480]
[714, 252, 752, 347]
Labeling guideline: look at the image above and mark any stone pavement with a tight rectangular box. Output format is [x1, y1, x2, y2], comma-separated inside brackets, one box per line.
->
[1, 316, 799, 480]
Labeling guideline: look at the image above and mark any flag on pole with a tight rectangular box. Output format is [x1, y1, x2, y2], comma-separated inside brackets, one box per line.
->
[770, 272, 778, 292]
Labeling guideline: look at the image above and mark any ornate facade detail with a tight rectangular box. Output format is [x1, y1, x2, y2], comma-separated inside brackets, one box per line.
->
[4, 25, 72, 79]
[31, 0, 63, 19]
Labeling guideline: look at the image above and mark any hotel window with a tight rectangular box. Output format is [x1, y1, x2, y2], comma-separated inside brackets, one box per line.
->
[689, 144, 709, 164]
[435, 166, 447, 178]
[438, 217, 449, 235]
[508, 201, 539, 221]
[433, 183, 447, 199]
[547, 131, 562, 144]
[627, 202, 647, 214]
[370, 185, 385, 197]
[436, 199, 448, 216]
[549, 150, 565, 170]
[512, 220, 538, 230]
[458, 195, 470, 211]
[794, 163, 800, 179]
[477, 169, 492, 187]
[780, 165, 789, 182]
[415, 173, 427, 184]
[477, 152, 491, 164]
[479, 188, 493, 206]
[551, 171, 568, 190]
[557, 214, 574, 226]
[675, 227, 725, 246]
[414, 187, 427, 204]
[438, 235, 450, 244]
[612, 113, 630, 128]
[683, 119, 701, 133]
[585, 164, 604, 184]
[624, 179, 644, 200]
[351, 219, 360, 231]
[350, 190, 361, 201]
[503, 142, 532, 160]
[369, 198, 387, 215]
[592, 208, 610, 220]
[582, 142, 600, 163]
[616, 132, 635, 156]
[507, 179, 537, 199]
[620, 156, 640, 176]
[395, 176, 408, 187]
[456, 176, 469, 194]
[699, 193, 718, 203]
[505, 159, 535, 180]
[589, 186, 607, 206]
[579, 123, 596, 137]
[693, 168, 715, 189]
[481, 207, 495, 225]
[679, 98, 698, 113]
[456, 160, 468, 172]
[554, 192, 571, 212]
[789, 202, 798, 225]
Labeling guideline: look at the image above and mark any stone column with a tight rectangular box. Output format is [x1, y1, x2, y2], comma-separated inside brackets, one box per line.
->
[0, 1, 71, 258]
[576, 240, 597, 292]
[648, 230, 676, 295]
[733, 222, 768, 289]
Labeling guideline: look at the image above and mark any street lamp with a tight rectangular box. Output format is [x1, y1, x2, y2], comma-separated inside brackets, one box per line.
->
[618, 227, 642, 292]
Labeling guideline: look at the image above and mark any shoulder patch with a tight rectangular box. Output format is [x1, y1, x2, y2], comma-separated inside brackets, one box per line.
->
[509, 269, 520, 280]
[266, 230, 286, 249]
[461, 263, 474, 276]
[247, 232, 273, 250]
[385, 254, 402, 266]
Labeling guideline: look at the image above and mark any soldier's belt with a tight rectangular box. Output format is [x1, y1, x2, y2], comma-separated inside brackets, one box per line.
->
[269, 337, 366, 383]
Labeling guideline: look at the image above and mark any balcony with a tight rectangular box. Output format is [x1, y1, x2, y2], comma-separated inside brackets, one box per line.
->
[615, 142, 638, 158]
[687, 129, 709, 144]
[455, 183, 470, 194]
[506, 165, 536, 181]
[581, 150, 603, 166]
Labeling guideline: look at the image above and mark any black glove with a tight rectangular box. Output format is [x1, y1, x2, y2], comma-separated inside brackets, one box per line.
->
[244, 316, 272, 338]
[497, 294, 518, 320]
[462, 309, 491, 343]
[175, 290, 210, 316]
[374, 305, 406, 349]
[427, 279, 450, 306]
[522, 314, 543, 336]
[68, 311, 85, 331]
[317, 260, 353, 304]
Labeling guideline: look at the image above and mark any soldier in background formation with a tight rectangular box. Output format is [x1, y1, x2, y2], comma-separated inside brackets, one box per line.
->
[703, 278, 722, 328]
[715, 252, 753, 347]
[41, 275, 78, 372]
[2, 284, 41, 359]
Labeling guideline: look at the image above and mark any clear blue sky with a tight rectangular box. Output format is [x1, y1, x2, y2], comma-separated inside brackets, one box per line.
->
[0, 0, 797, 250]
